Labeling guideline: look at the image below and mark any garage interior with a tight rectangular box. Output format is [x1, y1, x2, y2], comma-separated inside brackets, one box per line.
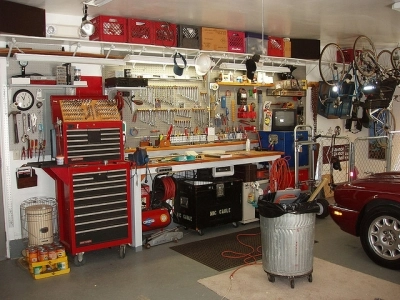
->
[0, 0, 400, 299]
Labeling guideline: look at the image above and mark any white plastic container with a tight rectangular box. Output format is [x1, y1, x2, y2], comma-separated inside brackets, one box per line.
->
[246, 138, 250, 151]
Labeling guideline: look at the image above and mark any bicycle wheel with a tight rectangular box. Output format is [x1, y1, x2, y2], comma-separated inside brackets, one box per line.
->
[391, 47, 400, 70]
[353, 35, 377, 77]
[374, 108, 396, 147]
[319, 43, 345, 86]
[377, 50, 393, 74]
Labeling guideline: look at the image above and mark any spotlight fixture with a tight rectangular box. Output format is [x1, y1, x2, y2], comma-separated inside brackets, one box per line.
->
[392, 2, 400, 12]
[80, 4, 95, 37]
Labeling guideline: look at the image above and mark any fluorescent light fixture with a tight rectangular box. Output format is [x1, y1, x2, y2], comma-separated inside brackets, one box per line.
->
[219, 63, 247, 70]
[124, 54, 196, 66]
[219, 62, 290, 73]
[14, 53, 126, 66]
[83, 0, 113, 7]
[392, 2, 400, 12]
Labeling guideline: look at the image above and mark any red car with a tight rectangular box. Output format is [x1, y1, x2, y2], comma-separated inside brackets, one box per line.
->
[329, 171, 400, 270]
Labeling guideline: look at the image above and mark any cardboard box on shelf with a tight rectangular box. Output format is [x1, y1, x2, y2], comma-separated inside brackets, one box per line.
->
[201, 27, 228, 51]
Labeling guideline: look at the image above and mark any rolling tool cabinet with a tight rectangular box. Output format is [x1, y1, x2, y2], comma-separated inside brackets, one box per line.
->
[41, 95, 131, 266]
[173, 177, 242, 235]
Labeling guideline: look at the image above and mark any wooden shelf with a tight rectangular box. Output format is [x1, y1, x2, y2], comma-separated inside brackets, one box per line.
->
[217, 82, 274, 87]
[9, 84, 87, 89]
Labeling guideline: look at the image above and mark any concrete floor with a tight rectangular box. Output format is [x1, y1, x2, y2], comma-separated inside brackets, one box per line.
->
[0, 216, 399, 300]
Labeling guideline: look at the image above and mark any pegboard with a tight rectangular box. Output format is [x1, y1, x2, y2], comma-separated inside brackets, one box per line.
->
[7, 59, 75, 159]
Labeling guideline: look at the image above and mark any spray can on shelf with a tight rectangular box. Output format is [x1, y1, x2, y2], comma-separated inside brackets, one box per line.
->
[246, 138, 251, 152]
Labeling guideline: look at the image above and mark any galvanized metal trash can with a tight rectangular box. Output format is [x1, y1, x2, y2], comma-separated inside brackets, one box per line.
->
[260, 212, 316, 288]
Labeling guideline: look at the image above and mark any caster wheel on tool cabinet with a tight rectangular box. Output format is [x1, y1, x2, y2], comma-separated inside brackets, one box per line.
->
[290, 279, 295, 289]
[119, 245, 126, 259]
[197, 229, 204, 236]
[74, 254, 86, 267]
[145, 243, 151, 249]
[232, 222, 239, 228]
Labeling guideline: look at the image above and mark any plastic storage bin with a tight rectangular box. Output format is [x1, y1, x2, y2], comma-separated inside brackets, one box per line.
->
[178, 24, 201, 49]
[268, 36, 284, 57]
[154, 21, 177, 47]
[128, 18, 155, 44]
[245, 32, 268, 55]
[90, 15, 128, 42]
[227, 30, 245, 53]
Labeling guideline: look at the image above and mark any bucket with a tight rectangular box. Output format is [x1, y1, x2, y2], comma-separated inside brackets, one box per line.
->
[26, 204, 54, 246]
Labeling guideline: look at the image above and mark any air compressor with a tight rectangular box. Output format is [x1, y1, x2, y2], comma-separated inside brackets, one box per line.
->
[142, 173, 183, 248]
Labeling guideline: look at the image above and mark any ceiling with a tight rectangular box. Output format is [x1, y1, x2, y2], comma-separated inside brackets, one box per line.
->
[8, 0, 400, 50]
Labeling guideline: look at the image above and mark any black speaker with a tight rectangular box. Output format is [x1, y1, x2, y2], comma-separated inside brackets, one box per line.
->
[0, 1, 45, 37]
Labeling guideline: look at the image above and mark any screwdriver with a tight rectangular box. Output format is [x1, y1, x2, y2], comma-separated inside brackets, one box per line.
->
[42, 140, 46, 161]
[30, 139, 34, 159]
[34, 139, 38, 158]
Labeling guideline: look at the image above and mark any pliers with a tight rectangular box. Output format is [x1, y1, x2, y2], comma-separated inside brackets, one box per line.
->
[21, 146, 26, 160]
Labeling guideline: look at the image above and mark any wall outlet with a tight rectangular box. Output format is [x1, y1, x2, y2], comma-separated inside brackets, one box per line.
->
[13, 150, 20, 160]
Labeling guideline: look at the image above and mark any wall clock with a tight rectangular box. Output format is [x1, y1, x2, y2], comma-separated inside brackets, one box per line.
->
[13, 89, 34, 111]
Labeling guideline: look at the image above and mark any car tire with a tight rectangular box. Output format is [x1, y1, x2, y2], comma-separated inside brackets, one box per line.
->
[360, 206, 400, 270]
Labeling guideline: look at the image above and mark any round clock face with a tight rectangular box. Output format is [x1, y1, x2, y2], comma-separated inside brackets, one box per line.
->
[18, 61, 29, 67]
[13, 89, 34, 111]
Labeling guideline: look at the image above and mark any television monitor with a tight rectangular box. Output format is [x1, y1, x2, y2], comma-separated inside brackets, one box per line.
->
[271, 109, 297, 131]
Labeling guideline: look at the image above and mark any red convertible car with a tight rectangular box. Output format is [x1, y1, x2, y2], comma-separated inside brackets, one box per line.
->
[329, 171, 400, 270]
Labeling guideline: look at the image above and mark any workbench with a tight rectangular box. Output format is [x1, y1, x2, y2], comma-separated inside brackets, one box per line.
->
[130, 149, 283, 251]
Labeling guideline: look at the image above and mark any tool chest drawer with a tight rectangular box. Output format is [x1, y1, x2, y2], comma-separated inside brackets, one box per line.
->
[64, 126, 123, 164]
[173, 178, 242, 234]
[59, 162, 131, 255]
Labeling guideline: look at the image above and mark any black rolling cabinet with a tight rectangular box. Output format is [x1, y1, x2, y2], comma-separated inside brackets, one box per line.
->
[173, 177, 242, 235]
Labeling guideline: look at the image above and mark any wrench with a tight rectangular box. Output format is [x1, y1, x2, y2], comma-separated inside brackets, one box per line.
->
[21, 113, 29, 143]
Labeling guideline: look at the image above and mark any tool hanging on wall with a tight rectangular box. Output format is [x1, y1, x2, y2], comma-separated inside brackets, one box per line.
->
[9, 111, 21, 144]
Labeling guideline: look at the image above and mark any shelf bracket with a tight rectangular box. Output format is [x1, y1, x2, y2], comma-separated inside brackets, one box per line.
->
[104, 44, 115, 59]
[72, 43, 81, 57]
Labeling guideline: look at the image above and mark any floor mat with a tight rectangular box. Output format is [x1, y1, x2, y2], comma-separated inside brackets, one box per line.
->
[170, 227, 261, 271]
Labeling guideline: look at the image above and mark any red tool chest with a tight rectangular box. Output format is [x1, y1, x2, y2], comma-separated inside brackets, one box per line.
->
[44, 95, 130, 265]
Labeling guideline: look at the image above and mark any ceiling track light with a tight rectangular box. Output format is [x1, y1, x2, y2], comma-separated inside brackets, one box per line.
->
[392, 2, 400, 12]
[80, 4, 95, 38]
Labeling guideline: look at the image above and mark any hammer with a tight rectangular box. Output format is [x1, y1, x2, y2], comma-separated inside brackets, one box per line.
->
[9, 111, 21, 144]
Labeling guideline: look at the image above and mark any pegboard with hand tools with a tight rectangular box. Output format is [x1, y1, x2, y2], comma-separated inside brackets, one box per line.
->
[7, 59, 77, 161]
[105, 64, 209, 149]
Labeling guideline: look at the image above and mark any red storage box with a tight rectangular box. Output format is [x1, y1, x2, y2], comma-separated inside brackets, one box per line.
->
[227, 30, 245, 53]
[340, 48, 355, 63]
[90, 15, 128, 42]
[128, 19, 155, 44]
[268, 36, 284, 57]
[154, 21, 177, 47]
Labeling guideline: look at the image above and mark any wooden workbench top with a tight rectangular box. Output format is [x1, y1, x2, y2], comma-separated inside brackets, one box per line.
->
[141, 150, 283, 169]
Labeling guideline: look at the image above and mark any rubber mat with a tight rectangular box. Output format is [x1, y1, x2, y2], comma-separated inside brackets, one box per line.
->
[170, 227, 261, 271]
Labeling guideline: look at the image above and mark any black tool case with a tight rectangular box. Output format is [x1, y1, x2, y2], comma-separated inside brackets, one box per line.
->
[173, 177, 242, 235]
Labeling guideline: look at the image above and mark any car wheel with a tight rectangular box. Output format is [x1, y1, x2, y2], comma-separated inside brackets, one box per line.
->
[360, 206, 400, 270]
